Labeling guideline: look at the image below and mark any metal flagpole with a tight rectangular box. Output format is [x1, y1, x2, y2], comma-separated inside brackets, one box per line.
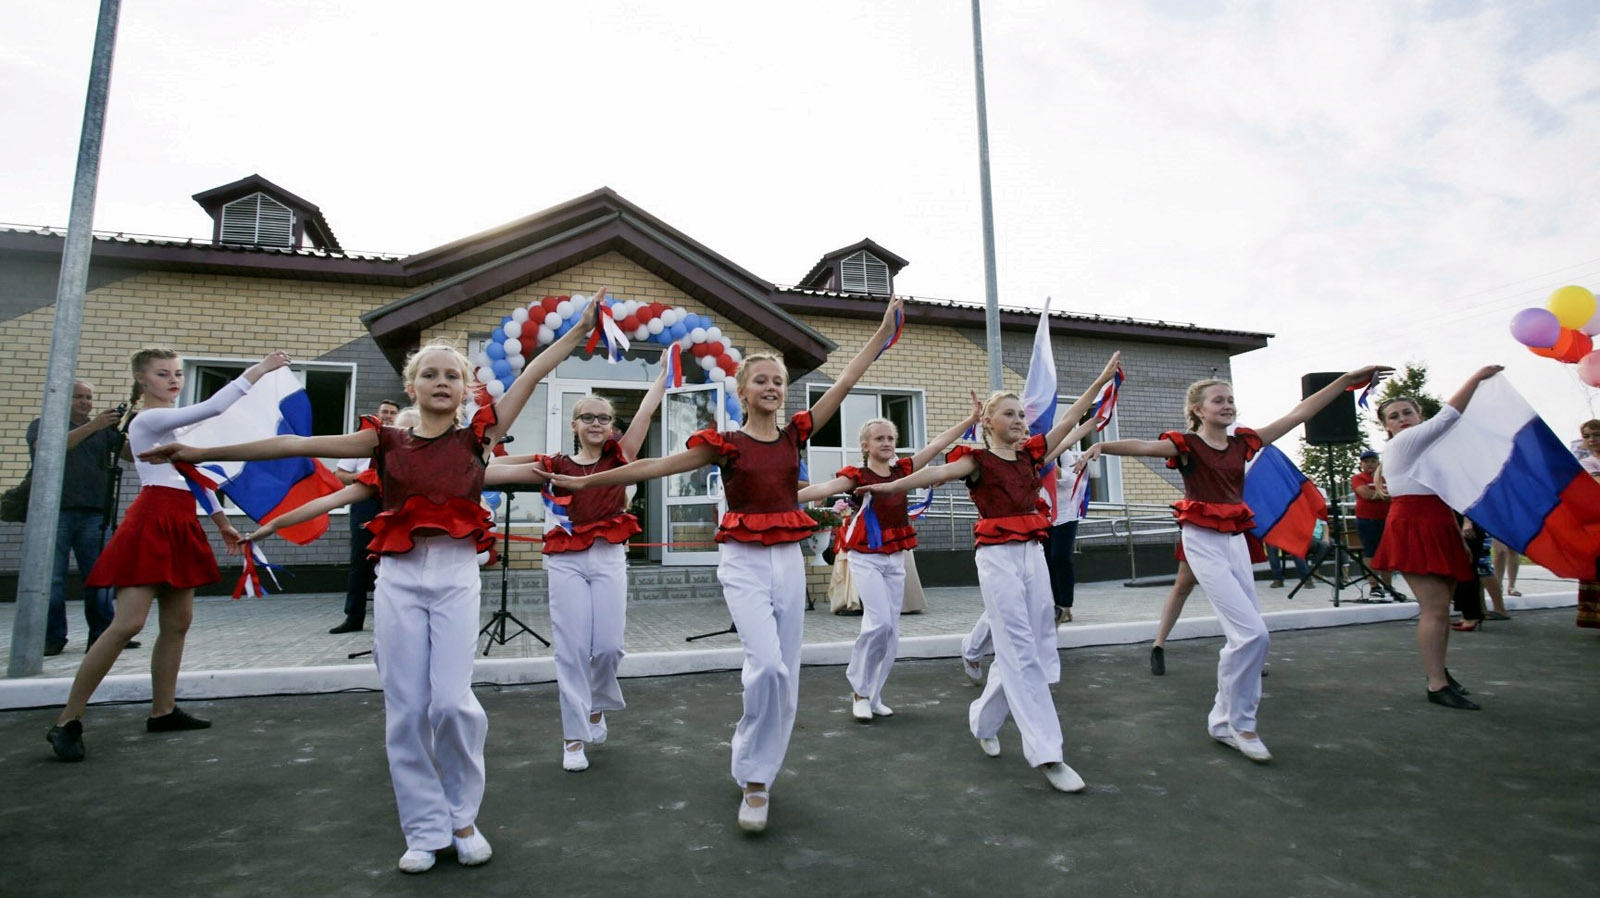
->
[970, 0, 1004, 392]
[9, 0, 123, 678]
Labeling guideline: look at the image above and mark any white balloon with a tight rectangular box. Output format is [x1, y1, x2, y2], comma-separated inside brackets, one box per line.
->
[632, 325, 650, 341]
[537, 326, 555, 345]
[699, 354, 716, 371]
[647, 318, 665, 335]
[476, 367, 495, 384]
[475, 352, 492, 370]
[507, 353, 525, 370]
[544, 312, 562, 329]
[511, 307, 529, 323]
[556, 300, 574, 318]
[708, 366, 726, 382]
[673, 307, 688, 324]
[486, 379, 506, 397]
[504, 320, 523, 340]
[705, 326, 722, 342]
[690, 327, 707, 344]
[726, 346, 741, 363]
[570, 293, 587, 306]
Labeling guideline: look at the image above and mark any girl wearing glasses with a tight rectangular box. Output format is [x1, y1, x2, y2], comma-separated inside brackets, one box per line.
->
[497, 367, 669, 772]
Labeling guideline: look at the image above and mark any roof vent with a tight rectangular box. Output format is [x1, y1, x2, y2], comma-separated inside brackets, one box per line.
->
[192, 174, 342, 251]
[840, 250, 891, 295]
[220, 193, 295, 247]
[796, 239, 908, 295]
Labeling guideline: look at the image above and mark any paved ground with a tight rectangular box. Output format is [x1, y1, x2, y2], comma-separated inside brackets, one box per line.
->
[1, 565, 1575, 676]
[3, 609, 1595, 898]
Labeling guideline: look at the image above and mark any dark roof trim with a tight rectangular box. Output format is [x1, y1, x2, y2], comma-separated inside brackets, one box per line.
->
[0, 227, 403, 281]
[774, 289, 1272, 354]
[192, 174, 342, 251]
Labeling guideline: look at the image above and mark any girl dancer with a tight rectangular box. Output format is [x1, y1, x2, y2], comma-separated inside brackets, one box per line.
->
[1370, 366, 1501, 710]
[865, 353, 1122, 793]
[548, 297, 904, 833]
[796, 391, 981, 723]
[144, 304, 596, 872]
[498, 367, 668, 772]
[1077, 366, 1388, 760]
[46, 349, 289, 762]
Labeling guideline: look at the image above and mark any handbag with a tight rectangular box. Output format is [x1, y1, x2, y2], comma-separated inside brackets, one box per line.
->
[0, 469, 32, 523]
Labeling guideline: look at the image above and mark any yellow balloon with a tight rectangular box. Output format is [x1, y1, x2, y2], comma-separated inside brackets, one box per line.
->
[1547, 285, 1597, 329]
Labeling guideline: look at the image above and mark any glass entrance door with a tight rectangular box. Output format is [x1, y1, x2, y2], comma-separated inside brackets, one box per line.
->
[661, 382, 726, 565]
[546, 380, 656, 558]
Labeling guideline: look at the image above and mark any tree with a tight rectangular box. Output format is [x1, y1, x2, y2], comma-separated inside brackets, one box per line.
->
[1372, 362, 1443, 423]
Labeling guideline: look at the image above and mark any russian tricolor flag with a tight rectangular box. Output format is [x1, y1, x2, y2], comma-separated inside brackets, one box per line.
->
[1022, 298, 1059, 517]
[175, 369, 343, 544]
[1394, 374, 1600, 580]
[1243, 444, 1327, 558]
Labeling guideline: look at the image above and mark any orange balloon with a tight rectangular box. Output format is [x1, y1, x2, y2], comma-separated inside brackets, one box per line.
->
[1529, 344, 1560, 359]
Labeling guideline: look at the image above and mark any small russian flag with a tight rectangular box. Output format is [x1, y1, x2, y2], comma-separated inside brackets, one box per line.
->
[585, 302, 631, 364]
[543, 482, 574, 534]
[842, 493, 884, 550]
[233, 543, 284, 600]
[665, 343, 685, 388]
[1089, 366, 1124, 431]
[908, 489, 934, 519]
[1347, 371, 1385, 409]
[873, 302, 905, 361]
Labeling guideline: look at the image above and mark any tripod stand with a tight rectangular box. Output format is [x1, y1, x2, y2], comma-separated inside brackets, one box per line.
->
[1288, 453, 1386, 607]
[479, 489, 550, 655]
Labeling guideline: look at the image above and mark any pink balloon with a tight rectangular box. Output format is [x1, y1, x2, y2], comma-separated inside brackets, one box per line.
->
[1510, 308, 1561, 348]
[1580, 351, 1600, 387]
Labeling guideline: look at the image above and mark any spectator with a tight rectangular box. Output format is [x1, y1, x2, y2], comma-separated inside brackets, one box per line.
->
[26, 381, 134, 656]
[329, 399, 400, 634]
[1350, 449, 1399, 598]
[1577, 420, 1600, 631]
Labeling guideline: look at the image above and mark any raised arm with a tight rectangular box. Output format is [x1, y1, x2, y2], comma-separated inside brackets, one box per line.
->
[243, 482, 375, 543]
[1444, 366, 1504, 414]
[1071, 437, 1176, 474]
[485, 461, 551, 487]
[797, 475, 855, 505]
[808, 296, 904, 433]
[1043, 419, 1100, 467]
[1043, 352, 1121, 457]
[1254, 364, 1392, 445]
[485, 294, 601, 444]
[858, 455, 978, 496]
[548, 444, 720, 491]
[137, 351, 293, 433]
[619, 363, 670, 461]
[912, 390, 982, 470]
[142, 428, 378, 465]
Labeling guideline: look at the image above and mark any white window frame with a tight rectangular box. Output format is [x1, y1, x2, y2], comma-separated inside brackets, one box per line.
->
[803, 384, 926, 482]
[1057, 392, 1123, 507]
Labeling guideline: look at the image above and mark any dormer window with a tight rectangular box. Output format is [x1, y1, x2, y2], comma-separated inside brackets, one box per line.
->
[220, 193, 295, 247]
[840, 250, 891, 295]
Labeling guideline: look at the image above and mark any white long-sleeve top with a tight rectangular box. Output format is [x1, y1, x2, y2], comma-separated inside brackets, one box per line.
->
[1379, 405, 1460, 497]
[1052, 448, 1084, 525]
[128, 376, 253, 493]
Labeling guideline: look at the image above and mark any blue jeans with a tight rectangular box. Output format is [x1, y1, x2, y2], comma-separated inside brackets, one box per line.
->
[50, 509, 116, 647]
[1267, 545, 1310, 582]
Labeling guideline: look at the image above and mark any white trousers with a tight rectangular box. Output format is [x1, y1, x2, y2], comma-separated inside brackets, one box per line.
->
[546, 541, 628, 742]
[1181, 524, 1270, 735]
[845, 550, 907, 704]
[968, 541, 1064, 767]
[717, 540, 806, 787]
[371, 536, 489, 851]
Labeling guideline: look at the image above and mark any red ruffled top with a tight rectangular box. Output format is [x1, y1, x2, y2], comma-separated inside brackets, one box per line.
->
[1161, 429, 1260, 533]
[361, 398, 499, 562]
[948, 434, 1051, 546]
[688, 411, 815, 545]
[535, 439, 641, 553]
[837, 458, 917, 553]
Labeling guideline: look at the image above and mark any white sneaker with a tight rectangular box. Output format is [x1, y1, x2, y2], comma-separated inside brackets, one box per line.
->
[1042, 762, 1086, 793]
[870, 701, 894, 717]
[562, 743, 589, 772]
[589, 714, 607, 745]
[1215, 727, 1272, 763]
[850, 696, 872, 721]
[453, 829, 493, 866]
[978, 737, 1001, 757]
[398, 849, 436, 874]
[962, 658, 983, 683]
[737, 790, 770, 833]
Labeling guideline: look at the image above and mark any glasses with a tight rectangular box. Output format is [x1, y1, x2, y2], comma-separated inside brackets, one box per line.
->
[576, 414, 614, 425]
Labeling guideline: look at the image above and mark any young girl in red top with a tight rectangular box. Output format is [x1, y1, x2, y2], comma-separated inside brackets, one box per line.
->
[549, 298, 903, 833]
[498, 366, 668, 772]
[144, 304, 595, 873]
[797, 392, 980, 723]
[862, 353, 1121, 794]
[46, 349, 290, 762]
[1077, 366, 1388, 761]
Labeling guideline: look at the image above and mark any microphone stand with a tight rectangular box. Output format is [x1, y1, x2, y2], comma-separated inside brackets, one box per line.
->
[479, 488, 550, 654]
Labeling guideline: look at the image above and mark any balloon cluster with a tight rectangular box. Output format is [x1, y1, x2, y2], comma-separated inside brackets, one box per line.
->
[474, 293, 745, 421]
[1509, 286, 1600, 386]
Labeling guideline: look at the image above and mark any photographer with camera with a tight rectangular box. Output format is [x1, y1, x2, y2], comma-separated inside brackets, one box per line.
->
[24, 381, 136, 655]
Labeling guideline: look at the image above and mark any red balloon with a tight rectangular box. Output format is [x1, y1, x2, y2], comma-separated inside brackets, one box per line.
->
[621, 315, 640, 332]
[540, 296, 559, 313]
[706, 341, 724, 356]
[1561, 331, 1593, 363]
[716, 353, 735, 372]
[724, 361, 737, 378]
[636, 305, 655, 322]
[690, 343, 712, 358]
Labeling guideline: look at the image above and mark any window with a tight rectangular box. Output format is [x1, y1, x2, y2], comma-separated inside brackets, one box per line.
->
[1057, 394, 1123, 505]
[220, 193, 295, 247]
[804, 385, 924, 484]
[839, 250, 891, 295]
[182, 358, 356, 512]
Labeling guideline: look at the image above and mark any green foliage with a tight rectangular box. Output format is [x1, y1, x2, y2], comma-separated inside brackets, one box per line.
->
[1294, 361, 1442, 500]
[1297, 433, 1372, 501]
[1372, 362, 1444, 425]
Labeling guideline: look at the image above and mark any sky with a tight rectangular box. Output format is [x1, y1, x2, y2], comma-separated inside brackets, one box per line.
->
[3, 0, 1599, 448]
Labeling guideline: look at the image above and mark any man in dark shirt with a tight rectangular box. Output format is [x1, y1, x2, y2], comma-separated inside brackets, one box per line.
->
[26, 381, 129, 655]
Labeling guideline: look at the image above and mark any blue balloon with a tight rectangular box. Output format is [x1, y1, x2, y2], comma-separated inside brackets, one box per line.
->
[492, 359, 511, 378]
[501, 315, 514, 326]
[483, 491, 502, 509]
[485, 342, 506, 360]
[491, 327, 506, 343]
[555, 319, 572, 337]
[669, 323, 688, 341]
[500, 374, 515, 391]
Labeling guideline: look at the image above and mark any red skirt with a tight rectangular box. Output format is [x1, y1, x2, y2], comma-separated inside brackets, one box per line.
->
[86, 486, 219, 590]
[1372, 495, 1472, 580]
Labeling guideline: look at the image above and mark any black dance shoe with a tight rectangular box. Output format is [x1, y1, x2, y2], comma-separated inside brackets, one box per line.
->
[1149, 646, 1165, 676]
[328, 618, 364, 634]
[1445, 669, 1469, 696]
[1427, 686, 1480, 710]
[147, 707, 212, 732]
[47, 720, 85, 761]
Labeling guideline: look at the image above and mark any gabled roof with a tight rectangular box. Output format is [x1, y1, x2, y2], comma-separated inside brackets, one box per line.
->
[192, 174, 342, 251]
[361, 188, 837, 371]
[797, 238, 909, 290]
